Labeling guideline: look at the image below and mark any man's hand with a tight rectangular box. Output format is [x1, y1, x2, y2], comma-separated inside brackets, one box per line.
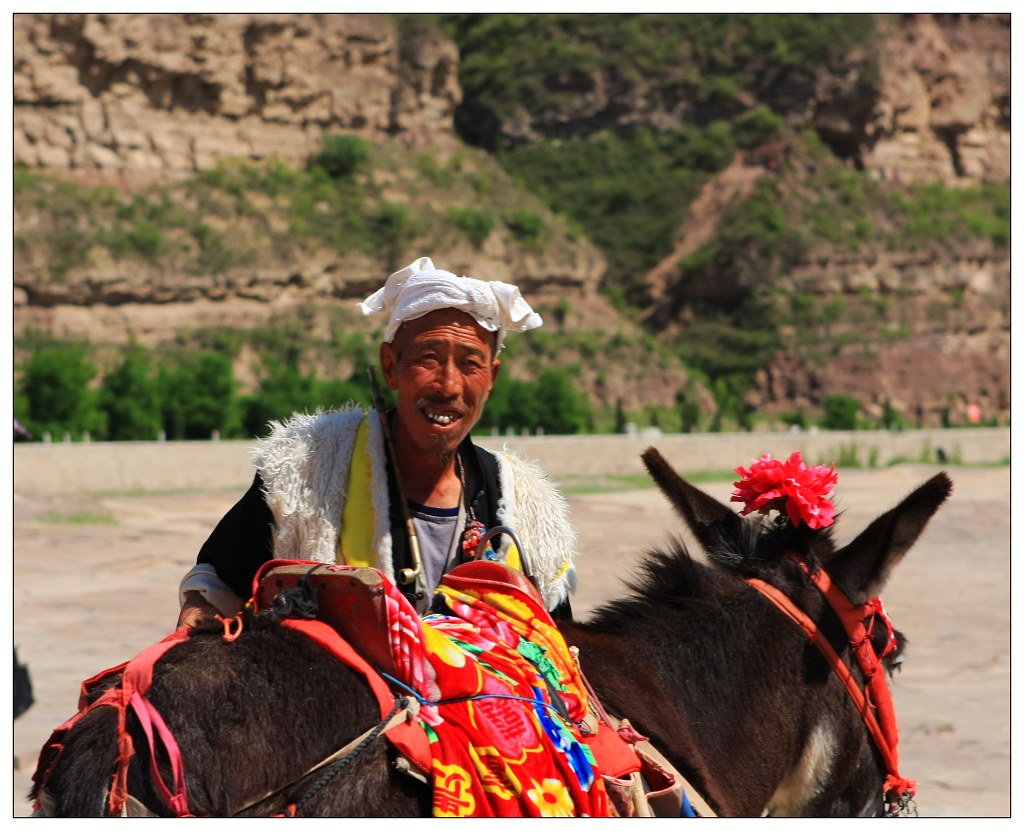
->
[177, 591, 224, 629]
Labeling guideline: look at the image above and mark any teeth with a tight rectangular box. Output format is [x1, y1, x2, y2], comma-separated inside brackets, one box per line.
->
[426, 411, 455, 425]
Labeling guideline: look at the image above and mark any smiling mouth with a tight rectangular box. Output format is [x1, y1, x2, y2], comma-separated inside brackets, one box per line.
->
[419, 399, 465, 427]
[426, 410, 459, 426]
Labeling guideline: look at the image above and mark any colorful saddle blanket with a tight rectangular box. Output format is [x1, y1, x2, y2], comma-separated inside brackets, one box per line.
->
[257, 560, 612, 817]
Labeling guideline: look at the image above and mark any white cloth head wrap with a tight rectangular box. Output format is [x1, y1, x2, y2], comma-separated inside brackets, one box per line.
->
[358, 256, 543, 349]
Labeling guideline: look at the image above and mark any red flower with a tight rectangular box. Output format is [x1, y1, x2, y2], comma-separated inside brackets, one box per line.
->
[731, 451, 838, 529]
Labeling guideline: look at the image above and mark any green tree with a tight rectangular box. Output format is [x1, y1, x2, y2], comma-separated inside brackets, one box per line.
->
[17, 344, 106, 439]
[709, 377, 750, 432]
[240, 354, 315, 438]
[311, 377, 372, 412]
[534, 369, 592, 434]
[475, 370, 513, 433]
[504, 378, 545, 432]
[881, 398, 903, 431]
[159, 352, 240, 439]
[99, 347, 163, 440]
[241, 352, 374, 438]
[732, 105, 785, 149]
[614, 397, 627, 433]
[822, 394, 861, 430]
[676, 384, 702, 433]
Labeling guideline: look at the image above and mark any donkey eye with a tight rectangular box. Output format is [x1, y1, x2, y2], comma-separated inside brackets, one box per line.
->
[881, 633, 906, 675]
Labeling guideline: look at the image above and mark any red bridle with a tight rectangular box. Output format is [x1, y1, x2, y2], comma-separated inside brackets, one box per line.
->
[33, 628, 195, 817]
[747, 552, 916, 814]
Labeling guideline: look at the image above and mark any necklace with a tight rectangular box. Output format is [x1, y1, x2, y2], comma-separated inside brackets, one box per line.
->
[456, 451, 493, 560]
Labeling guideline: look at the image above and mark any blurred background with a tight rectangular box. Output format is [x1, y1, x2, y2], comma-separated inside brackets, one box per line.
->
[12, 13, 1009, 444]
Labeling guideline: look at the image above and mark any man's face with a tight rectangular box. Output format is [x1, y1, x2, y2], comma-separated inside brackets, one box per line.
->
[380, 308, 500, 463]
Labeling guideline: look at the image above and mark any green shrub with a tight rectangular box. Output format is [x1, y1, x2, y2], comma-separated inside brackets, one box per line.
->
[240, 354, 316, 438]
[708, 376, 751, 432]
[286, 171, 369, 254]
[313, 377, 372, 411]
[45, 227, 92, 280]
[677, 387, 702, 433]
[308, 134, 372, 179]
[534, 368, 593, 434]
[674, 301, 780, 387]
[415, 152, 459, 187]
[99, 348, 163, 440]
[732, 105, 785, 149]
[880, 398, 904, 431]
[158, 352, 240, 439]
[13, 165, 37, 192]
[676, 247, 715, 275]
[717, 176, 805, 268]
[125, 220, 166, 261]
[17, 344, 106, 439]
[189, 222, 255, 274]
[373, 202, 420, 266]
[779, 410, 807, 429]
[476, 372, 548, 434]
[822, 394, 861, 430]
[475, 368, 592, 434]
[503, 208, 545, 246]
[447, 14, 876, 145]
[614, 398, 628, 433]
[448, 207, 495, 246]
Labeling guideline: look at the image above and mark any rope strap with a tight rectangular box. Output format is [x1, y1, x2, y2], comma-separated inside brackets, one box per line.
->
[747, 561, 915, 808]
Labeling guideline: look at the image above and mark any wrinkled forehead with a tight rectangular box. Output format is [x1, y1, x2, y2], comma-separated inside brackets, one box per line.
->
[391, 308, 497, 356]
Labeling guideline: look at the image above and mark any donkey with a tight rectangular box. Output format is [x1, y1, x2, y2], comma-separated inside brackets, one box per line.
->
[31, 448, 951, 817]
[560, 448, 951, 816]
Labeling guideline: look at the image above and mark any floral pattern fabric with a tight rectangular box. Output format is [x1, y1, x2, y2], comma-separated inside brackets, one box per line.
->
[379, 571, 612, 817]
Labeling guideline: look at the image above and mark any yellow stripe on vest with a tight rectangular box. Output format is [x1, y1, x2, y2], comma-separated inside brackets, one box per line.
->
[337, 415, 375, 568]
[504, 542, 521, 573]
[338, 427, 530, 579]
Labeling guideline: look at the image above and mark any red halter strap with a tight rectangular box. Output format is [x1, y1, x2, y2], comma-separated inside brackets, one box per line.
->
[33, 627, 194, 817]
[746, 553, 915, 808]
[110, 627, 195, 816]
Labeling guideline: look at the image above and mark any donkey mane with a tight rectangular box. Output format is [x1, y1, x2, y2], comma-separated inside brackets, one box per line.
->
[586, 507, 838, 628]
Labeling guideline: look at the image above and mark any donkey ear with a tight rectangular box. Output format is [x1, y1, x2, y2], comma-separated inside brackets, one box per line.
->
[827, 472, 952, 599]
[642, 447, 742, 544]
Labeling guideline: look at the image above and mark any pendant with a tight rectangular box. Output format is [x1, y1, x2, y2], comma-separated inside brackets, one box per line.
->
[462, 519, 496, 560]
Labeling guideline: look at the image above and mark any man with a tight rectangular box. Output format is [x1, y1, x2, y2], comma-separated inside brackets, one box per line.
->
[177, 256, 578, 626]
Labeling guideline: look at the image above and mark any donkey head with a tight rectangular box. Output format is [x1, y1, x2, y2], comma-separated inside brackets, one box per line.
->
[639, 447, 952, 816]
[640, 446, 952, 601]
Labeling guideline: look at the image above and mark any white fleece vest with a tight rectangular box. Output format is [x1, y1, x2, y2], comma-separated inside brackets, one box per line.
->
[252, 407, 578, 611]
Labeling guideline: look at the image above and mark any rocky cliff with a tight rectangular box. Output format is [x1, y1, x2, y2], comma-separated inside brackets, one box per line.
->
[14, 13, 462, 174]
[856, 14, 1010, 185]
[12, 13, 1010, 427]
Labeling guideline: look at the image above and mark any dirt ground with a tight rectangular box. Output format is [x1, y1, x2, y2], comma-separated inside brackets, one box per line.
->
[10, 464, 1010, 818]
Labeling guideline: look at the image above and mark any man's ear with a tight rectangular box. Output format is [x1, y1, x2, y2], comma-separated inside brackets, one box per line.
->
[379, 342, 399, 390]
[490, 357, 501, 391]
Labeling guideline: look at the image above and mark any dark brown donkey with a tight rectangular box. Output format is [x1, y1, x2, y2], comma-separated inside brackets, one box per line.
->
[561, 448, 951, 816]
[31, 448, 951, 817]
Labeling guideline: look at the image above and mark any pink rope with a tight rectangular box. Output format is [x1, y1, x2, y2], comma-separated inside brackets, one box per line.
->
[129, 691, 193, 816]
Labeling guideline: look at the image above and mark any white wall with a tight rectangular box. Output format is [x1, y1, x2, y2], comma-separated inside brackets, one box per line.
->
[13, 428, 1009, 495]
